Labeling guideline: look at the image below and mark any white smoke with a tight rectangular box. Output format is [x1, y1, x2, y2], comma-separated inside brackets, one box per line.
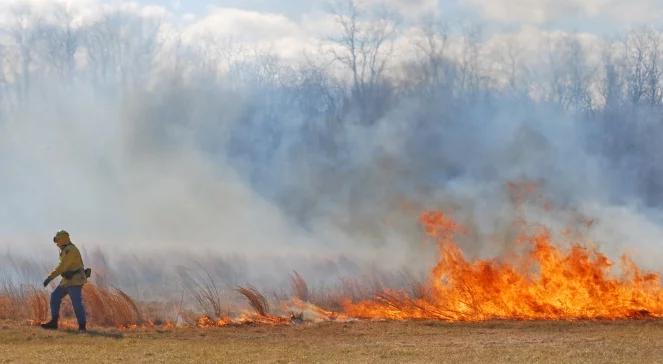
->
[1, 0, 662, 298]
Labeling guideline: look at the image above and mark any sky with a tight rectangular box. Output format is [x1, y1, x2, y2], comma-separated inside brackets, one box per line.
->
[131, 0, 663, 35]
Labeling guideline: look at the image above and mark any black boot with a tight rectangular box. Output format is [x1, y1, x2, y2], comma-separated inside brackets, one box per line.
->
[78, 323, 86, 332]
[40, 319, 58, 330]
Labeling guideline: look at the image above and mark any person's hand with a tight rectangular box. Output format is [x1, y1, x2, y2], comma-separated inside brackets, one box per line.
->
[43, 277, 53, 287]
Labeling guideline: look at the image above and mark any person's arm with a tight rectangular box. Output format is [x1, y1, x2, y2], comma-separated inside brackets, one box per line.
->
[48, 248, 77, 279]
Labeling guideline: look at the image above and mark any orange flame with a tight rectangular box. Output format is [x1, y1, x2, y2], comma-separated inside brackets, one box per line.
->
[343, 211, 663, 321]
[195, 312, 292, 327]
[15, 210, 663, 329]
[196, 314, 232, 328]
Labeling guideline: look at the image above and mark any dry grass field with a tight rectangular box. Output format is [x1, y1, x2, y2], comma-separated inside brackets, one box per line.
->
[1, 319, 663, 363]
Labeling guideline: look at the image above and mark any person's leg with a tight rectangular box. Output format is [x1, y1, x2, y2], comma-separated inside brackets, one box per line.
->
[49, 285, 66, 322]
[67, 286, 87, 331]
[42, 285, 66, 329]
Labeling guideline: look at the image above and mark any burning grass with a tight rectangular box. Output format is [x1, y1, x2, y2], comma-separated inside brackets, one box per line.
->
[3, 210, 663, 330]
[236, 286, 269, 317]
[343, 212, 663, 321]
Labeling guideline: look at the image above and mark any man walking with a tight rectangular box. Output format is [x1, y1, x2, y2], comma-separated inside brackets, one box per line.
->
[41, 230, 87, 332]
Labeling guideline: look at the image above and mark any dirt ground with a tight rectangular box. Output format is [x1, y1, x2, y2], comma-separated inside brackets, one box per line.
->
[1, 319, 663, 363]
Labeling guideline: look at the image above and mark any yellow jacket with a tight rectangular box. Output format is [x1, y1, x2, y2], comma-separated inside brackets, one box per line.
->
[48, 243, 87, 287]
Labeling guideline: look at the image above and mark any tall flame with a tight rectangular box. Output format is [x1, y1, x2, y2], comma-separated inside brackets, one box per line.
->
[343, 212, 663, 321]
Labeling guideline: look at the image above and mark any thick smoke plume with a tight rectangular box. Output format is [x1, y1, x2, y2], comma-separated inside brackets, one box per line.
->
[1, 0, 663, 301]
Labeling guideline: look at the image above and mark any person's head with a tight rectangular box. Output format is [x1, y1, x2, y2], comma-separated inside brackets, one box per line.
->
[53, 230, 71, 247]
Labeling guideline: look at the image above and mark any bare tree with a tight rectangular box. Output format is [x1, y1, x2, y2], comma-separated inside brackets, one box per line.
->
[546, 36, 593, 111]
[624, 30, 647, 105]
[119, 13, 162, 90]
[0, 41, 8, 110]
[599, 45, 624, 110]
[82, 14, 122, 88]
[83, 9, 162, 91]
[6, 3, 41, 105]
[34, 6, 79, 84]
[458, 25, 483, 98]
[328, 0, 398, 123]
[191, 33, 246, 83]
[622, 28, 663, 106]
[410, 16, 456, 98]
[498, 37, 531, 96]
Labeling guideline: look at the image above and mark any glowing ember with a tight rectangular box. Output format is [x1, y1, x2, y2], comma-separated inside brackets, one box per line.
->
[195, 313, 292, 327]
[285, 298, 352, 323]
[196, 315, 232, 328]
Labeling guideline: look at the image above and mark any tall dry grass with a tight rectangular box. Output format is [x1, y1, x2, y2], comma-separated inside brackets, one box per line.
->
[236, 286, 270, 316]
[0, 263, 427, 328]
[0, 282, 49, 321]
[177, 265, 229, 320]
[80, 285, 142, 326]
[0, 282, 150, 327]
[290, 271, 309, 302]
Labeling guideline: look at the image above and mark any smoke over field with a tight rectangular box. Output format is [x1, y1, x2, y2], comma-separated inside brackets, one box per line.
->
[1, 0, 663, 328]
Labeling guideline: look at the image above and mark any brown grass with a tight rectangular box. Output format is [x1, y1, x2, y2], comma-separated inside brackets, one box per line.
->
[0, 283, 146, 328]
[26, 288, 49, 322]
[80, 285, 142, 326]
[0, 283, 49, 322]
[177, 266, 229, 319]
[1, 319, 663, 363]
[235, 286, 269, 316]
[290, 271, 309, 302]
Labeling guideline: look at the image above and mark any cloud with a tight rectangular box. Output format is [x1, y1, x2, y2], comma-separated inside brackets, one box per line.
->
[599, 0, 663, 24]
[182, 7, 313, 59]
[363, 0, 440, 19]
[465, 0, 585, 24]
[0, 0, 170, 29]
[465, 0, 663, 27]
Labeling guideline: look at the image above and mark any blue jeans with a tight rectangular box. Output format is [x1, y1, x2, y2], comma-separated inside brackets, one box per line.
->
[50, 285, 86, 327]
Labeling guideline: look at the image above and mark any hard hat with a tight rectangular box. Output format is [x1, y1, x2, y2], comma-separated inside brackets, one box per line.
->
[53, 230, 71, 246]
